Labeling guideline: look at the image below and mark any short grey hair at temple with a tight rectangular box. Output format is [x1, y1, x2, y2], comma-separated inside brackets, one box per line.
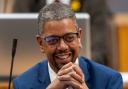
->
[37, 2, 78, 34]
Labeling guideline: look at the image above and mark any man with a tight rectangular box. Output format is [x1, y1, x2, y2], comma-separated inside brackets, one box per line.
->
[13, 2, 122, 89]
[12, 0, 115, 67]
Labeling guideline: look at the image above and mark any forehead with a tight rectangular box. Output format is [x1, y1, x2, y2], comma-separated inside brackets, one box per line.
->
[42, 18, 77, 36]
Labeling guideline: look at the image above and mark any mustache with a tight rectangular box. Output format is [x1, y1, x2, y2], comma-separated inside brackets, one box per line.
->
[54, 49, 72, 54]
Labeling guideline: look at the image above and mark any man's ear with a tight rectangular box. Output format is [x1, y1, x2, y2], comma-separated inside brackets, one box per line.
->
[78, 28, 82, 38]
[78, 28, 82, 48]
[36, 35, 45, 53]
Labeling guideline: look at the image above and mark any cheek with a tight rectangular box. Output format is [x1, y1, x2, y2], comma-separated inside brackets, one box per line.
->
[70, 41, 80, 55]
[44, 46, 55, 58]
[69, 42, 80, 63]
[44, 46, 58, 71]
[44, 47, 55, 63]
[46, 51, 54, 63]
[71, 40, 81, 50]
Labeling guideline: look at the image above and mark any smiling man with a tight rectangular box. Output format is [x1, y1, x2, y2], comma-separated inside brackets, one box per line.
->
[13, 2, 123, 89]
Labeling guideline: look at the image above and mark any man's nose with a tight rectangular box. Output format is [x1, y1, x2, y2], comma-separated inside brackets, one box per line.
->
[57, 38, 69, 50]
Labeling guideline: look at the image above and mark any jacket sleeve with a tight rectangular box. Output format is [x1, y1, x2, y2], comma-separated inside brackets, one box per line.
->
[106, 73, 123, 89]
[13, 79, 19, 89]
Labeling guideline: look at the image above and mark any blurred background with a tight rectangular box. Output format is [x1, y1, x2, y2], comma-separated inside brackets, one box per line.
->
[0, 0, 128, 89]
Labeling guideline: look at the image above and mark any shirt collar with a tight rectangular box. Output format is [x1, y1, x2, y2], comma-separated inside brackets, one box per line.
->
[48, 58, 79, 82]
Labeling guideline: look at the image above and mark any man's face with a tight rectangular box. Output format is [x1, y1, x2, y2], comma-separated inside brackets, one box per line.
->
[37, 18, 82, 73]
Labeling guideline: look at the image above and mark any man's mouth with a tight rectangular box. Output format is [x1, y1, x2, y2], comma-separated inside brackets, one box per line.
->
[54, 52, 72, 68]
[55, 53, 71, 59]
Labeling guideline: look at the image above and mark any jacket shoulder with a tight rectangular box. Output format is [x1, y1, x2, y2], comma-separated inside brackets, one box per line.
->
[13, 60, 48, 89]
[79, 56, 120, 76]
[79, 56, 122, 89]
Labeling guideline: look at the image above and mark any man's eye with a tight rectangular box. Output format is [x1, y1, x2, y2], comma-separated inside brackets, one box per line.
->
[65, 35, 75, 42]
[45, 37, 59, 45]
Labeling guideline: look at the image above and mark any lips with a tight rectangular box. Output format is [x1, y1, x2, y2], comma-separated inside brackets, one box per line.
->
[55, 53, 71, 59]
[54, 52, 72, 68]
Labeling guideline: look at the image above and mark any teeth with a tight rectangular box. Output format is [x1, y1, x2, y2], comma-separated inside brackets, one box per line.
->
[55, 54, 69, 59]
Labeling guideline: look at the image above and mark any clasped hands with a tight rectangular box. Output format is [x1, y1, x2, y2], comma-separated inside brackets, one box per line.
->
[47, 62, 88, 89]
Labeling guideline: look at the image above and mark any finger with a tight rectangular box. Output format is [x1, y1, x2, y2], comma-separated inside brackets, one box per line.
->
[64, 80, 82, 89]
[69, 71, 84, 84]
[73, 64, 84, 78]
[58, 74, 86, 89]
[60, 62, 73, 70]
[58, 71, 83, 84]
[58, 66, 73, 76]
[58, 71, 78, 81]
[47, 77, 65, 89]
[56, 75, 82, 89]
[59, 64, 85, 83]
[58, 74, 71, 81]
[59, 73, 88, 89]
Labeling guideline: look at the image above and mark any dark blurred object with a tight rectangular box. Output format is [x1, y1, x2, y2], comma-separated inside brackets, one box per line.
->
[71, 0, 114, 67]
[80, 0, 114, 67]
[12, 0, 45, 12]
[55, 0, 60, 2]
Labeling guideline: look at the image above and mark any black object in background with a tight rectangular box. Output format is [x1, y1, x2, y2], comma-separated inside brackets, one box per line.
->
[8, 39, 18, 89]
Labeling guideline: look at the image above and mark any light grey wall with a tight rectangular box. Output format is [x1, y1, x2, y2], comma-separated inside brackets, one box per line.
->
[107, 0, 128, 13]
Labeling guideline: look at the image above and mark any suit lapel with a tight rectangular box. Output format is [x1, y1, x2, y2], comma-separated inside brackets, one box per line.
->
[38, 60, 51, 89]
[79, 56, 90, 82]
[79, 56, 93, 89]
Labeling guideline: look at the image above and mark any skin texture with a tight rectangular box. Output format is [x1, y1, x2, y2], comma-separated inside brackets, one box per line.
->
[36, 18, 88, 89]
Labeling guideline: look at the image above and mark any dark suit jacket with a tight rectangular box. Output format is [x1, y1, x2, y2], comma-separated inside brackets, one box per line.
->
[13, 56, 123, 89]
